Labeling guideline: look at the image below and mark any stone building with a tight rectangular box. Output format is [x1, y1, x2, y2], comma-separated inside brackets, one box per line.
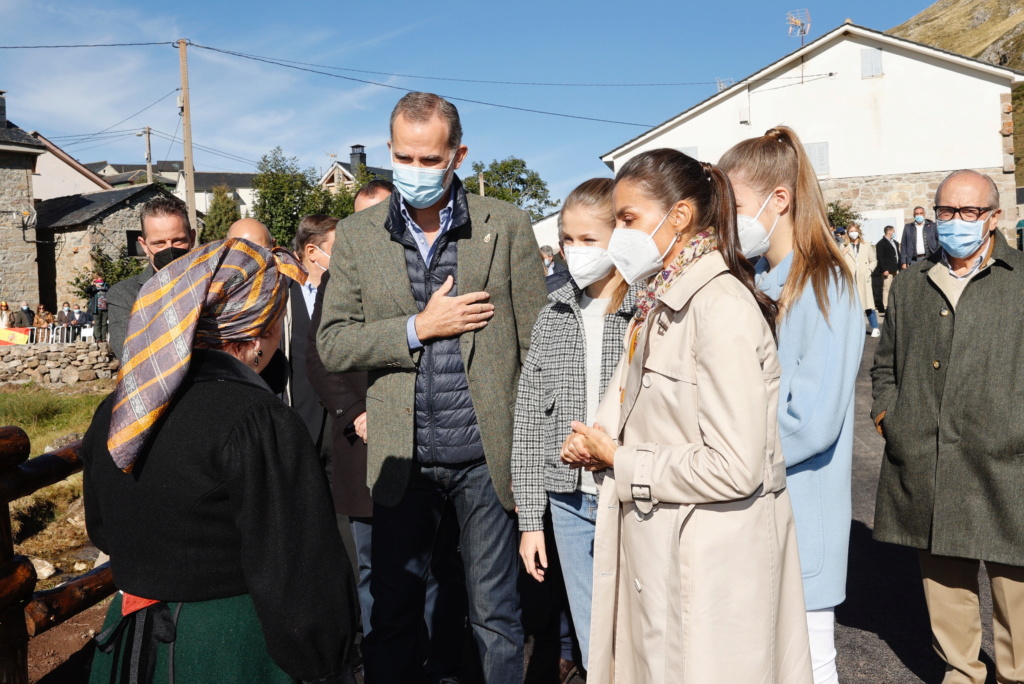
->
[318, 144, 393, 194]
[0, 91, 46, 307]
[600, 22, 1024, 245]
[34, 184, 172, 311]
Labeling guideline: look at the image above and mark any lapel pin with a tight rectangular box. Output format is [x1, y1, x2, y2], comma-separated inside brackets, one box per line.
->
[484, 233, 492, 243]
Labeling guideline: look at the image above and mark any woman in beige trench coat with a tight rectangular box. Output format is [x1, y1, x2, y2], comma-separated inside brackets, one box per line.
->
[840, 223, 879, 336]
[563, 149, 812, 684]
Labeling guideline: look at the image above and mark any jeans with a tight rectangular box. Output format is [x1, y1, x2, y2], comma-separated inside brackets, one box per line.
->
[806, 608, 839, 684]
[549, 490, 598, 670]
[866, 309, 879, 329]
[364, 460, 523, 684]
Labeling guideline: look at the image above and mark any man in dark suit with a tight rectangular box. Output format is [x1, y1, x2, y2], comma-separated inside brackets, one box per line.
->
[286, 214, 337, 444]
[873, 224, 900, 313]
[107, 196, 195, 358]
[318, 92, 547, 683]
[900, 205, 939, 269]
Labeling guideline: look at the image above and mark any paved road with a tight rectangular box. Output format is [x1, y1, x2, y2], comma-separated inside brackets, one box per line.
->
[835, 336, 998, 683]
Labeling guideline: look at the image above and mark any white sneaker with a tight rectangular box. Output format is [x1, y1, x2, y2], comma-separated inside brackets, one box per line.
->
[871, 328, 881, 338]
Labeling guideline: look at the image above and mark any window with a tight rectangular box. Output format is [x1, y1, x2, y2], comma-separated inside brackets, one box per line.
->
[126, 230, 144, 257]
[803, 142, 830, 176]
[861, 48, 883, 78]
[677, 146, 699, 159]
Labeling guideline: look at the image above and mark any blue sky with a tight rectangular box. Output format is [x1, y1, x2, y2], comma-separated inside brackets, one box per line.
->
[1, 0, 931, 206]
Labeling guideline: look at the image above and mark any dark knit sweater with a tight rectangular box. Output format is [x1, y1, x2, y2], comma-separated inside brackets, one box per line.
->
[81, 349, 356, 681]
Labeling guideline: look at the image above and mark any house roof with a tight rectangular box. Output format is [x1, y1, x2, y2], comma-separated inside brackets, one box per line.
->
[84, 160, 184, 175]
[318, 160, 393, 186]
[190, 172, 257, 192]
[601, 22, 1024, 164]
[105, 170, 150, 186]
[35, 184, 162, 229]
[29, 131, 113, 191]
[0, 119, 45, 151]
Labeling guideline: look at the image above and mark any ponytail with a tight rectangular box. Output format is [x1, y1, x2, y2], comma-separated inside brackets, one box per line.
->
[701, 162, 779, 338]
[720, 126, 852, 322]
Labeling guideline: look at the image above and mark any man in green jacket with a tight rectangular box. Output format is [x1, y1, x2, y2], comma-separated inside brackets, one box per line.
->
[317, 92, 547, 683]
[872, 169, 1024, 684]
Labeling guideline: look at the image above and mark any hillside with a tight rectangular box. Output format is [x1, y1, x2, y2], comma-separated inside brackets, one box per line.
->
[890, 0, 1024, 183]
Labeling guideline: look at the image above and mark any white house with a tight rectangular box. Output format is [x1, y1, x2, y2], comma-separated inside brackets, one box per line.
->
[532, 211, 561, 250]
[174, 171, 257, 216]
[29, 131, 112, 201]
[601, 22, 1024, 244]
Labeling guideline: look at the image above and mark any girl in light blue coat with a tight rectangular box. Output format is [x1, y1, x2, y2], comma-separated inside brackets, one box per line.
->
[721, 126, 863, 684]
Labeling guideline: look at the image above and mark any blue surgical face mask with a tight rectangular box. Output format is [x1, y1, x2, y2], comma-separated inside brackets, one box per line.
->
[391, 149, 457, 209]
[914, 215, 925, 224]
[937, 218, 988, 259]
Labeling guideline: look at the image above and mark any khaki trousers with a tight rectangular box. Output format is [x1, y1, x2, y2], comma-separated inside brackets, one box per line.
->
[919, 550, 1024, 684]
[881, 274, 893, 311]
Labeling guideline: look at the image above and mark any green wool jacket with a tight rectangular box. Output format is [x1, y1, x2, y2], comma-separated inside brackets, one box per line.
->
[316, 189, 547, 511]
[871, 237, 1024, 565]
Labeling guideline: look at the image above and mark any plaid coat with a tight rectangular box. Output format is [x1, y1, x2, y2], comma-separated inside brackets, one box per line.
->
[511, 280, 639, 531]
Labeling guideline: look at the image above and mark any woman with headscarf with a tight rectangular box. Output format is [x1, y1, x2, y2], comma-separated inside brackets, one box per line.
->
[81, 238, 358, 684]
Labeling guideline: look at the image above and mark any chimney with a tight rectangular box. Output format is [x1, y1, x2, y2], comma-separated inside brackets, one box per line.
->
[0, 91, 7, 128]
[350, 144, 367, 171]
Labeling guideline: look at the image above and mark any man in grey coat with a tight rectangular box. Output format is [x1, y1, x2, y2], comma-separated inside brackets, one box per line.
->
[317, 92, 547, 684]
[872, 169, 1024, 684]
[106, 196, 195, 359]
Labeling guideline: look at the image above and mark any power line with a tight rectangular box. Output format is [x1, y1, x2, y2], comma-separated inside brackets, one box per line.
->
[149, 128, 257, 166]
[0, 42, 173, 49]
[162, 117, 181, 162]
[190, 43, 657, 127]
[66, 132, 139, 154]
[64, 89, 180, 147]
[51, 128, 143, 140]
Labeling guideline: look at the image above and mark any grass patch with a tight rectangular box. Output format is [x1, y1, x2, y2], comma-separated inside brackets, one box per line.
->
[0, 382, 109, 453]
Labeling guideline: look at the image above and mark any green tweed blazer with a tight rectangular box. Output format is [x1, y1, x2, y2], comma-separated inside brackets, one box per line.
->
[871, 236, 1024, 565]
[316, 189, 547, 510]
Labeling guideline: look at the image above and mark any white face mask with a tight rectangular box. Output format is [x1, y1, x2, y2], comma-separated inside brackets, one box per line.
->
[607, 208, 679, 285]
[848, 231, 860, 241]
[564, 246, 615, 289]
[312, 244, 331, 272]
[737, 194, 780, 259]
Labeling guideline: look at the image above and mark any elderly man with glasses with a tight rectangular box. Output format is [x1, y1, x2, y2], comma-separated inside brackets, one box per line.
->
[871, 169, 1024, 684]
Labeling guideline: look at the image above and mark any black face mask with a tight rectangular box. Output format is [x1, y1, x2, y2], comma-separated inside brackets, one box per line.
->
[152, 246, 190, 271]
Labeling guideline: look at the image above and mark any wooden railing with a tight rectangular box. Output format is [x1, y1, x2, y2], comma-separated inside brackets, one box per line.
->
[0, 426, 115, 684]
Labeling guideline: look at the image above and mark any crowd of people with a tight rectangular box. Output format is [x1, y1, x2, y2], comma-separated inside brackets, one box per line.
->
[74, 90, 1023, 684]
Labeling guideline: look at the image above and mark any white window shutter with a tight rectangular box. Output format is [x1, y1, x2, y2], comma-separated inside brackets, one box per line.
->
[803, 142, 830, 176]
[861, 48, 883, 78]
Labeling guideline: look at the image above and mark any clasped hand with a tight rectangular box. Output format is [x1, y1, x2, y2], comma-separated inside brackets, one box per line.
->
[561, 421, 616, 471]
[414, 276, 494, 341]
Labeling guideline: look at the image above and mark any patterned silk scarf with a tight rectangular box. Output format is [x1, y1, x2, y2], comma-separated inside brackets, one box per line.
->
[107, 238, 305, 471]
[626, 230, 719, 366]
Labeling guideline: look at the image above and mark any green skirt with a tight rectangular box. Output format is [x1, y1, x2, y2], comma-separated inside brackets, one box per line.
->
[89, 592, 295, 684]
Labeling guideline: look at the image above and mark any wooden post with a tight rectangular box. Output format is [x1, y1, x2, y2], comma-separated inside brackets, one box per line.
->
[478, 172, 485, 196]
[177, 39, 198, 233]
[144, 126, 153, 184]
[0, 427, 31, 684]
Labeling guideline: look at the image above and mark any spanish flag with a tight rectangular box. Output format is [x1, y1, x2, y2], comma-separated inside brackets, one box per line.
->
[0, 328, 30, 345]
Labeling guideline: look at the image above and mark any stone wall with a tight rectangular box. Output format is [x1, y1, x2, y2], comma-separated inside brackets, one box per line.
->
[0, 341, 118, 385]
[820, 166, 1019, 244]
[0, 151, 40, 305]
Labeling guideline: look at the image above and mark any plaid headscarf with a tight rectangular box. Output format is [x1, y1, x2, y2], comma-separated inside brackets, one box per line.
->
[106, 238, 306, 471]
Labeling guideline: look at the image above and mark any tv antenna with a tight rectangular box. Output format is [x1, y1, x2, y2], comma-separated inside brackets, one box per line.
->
[787, 9, 811, 46]
[716, 78, 735, 93]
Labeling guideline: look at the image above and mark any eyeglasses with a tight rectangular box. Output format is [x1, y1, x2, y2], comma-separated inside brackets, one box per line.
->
[933, 206, 993, 222]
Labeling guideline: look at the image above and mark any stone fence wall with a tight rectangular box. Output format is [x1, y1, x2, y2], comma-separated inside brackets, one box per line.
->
[0, 341, 118, 385]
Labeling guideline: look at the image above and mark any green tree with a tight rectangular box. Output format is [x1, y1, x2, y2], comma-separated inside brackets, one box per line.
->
[462, 156, 559, 222]
[827, 200, 863, 230]
[200, 184, 241, 244]
[251, 147, 322, 247]
[69, 246, 145, 299]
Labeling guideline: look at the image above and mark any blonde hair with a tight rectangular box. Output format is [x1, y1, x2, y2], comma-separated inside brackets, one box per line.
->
[719, 126, 852, 321]
[559, 178, 628, 313]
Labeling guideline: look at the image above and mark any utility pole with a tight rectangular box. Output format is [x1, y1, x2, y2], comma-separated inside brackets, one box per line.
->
[478, 172, 485, 196]
[176, 39, 198, 232]
[143, 127, 153, 184]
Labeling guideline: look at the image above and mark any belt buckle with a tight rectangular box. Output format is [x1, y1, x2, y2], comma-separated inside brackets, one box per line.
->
[631, 484, 652, 502]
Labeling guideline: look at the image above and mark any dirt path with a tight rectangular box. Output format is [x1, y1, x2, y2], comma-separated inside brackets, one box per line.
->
[28, 599, 109, 684]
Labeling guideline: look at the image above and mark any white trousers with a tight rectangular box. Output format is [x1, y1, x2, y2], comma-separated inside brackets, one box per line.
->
[806, 608, 839, 684]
